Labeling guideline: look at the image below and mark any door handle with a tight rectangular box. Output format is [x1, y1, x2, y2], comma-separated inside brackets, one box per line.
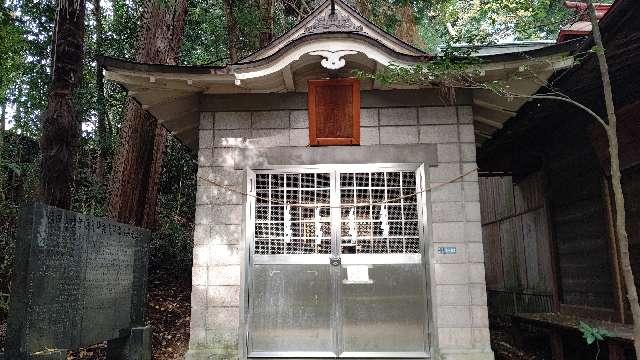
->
[330, 256, 341, 266]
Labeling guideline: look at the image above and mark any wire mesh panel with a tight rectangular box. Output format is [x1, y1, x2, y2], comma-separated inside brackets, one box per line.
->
[340, 171, 420, 254]
[254, 172, 332, 255]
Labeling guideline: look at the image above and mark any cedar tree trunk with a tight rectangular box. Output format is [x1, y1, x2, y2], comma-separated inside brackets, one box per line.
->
[0, 101, 5, 202]
[108, 0, 187, 228]
[223, 0, 239, 63]
[394, 3, 421, 47]
[259, 0, 274, 47]
[93, 0, 108, 182]
[1, 101, 5, 149]
[40, 0, 85, 209]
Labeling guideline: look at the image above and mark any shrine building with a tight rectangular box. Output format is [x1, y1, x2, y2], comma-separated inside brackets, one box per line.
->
[99, 1, 577, 359]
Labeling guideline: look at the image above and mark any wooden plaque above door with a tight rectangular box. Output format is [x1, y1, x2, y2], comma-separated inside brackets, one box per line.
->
[308, 78, 360, 146]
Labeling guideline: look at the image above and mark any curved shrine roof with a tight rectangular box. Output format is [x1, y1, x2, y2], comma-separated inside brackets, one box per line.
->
[99, 0, 579, 149]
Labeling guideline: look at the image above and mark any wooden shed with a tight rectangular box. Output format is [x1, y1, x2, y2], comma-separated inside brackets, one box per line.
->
[478, 0, 639, 358]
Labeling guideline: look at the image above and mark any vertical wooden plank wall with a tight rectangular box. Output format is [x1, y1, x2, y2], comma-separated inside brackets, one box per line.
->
[479, 172, 553, 293]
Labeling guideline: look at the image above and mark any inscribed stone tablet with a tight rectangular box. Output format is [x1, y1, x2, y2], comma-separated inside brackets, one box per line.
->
[6, 203, 150, 355]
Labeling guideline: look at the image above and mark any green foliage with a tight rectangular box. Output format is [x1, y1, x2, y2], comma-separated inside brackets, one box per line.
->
[0, 5, 25, 104]
[0, 132, 40, 320]
[149, 137, 197, 275]
[438, 0, 572, 44]
[590, 45, 605, 56]
[352, 0, 573, 53]
[354, 48, 484, 103]
[3, 0, 55, 136]
[578, 321, 612, 346]
[180, 0, 229, 65]
[103, 0, 140, 60]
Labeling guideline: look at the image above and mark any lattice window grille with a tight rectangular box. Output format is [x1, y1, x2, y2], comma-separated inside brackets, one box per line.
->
[253, 171, 420, 255]
[254, 173, 332, 255]
[340, 171, 420, 254]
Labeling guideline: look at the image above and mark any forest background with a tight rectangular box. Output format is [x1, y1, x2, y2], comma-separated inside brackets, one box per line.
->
[0, 0, 602, 357]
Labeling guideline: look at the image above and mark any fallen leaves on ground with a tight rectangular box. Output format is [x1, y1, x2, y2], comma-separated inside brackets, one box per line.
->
[490, 316, 548, 360]
[146, 268, 191, 360]
[65, 267, 191, 359]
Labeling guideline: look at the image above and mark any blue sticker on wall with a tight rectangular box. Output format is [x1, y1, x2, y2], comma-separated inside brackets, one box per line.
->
[437, 246, 457, 255]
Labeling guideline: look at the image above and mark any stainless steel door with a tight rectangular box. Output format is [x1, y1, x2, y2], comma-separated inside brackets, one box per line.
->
[248, 172, 337, 358]
[247, 167, 429, 358]
[337, 169, 429, 358]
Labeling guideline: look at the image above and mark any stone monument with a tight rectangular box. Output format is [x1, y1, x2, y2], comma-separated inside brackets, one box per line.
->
[4, 202, 151, 359]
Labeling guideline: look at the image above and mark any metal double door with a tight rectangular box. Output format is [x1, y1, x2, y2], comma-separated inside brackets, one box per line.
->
[246, 166, 430, 358]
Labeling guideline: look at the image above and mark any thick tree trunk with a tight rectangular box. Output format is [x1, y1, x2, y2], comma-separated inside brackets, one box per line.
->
[223, 0, 239, 63]
[40, 0, 85, 209]
[259, 0, 274, 47]
[587, 1, 640, 356]
[108, 0, 186, 228]
[141, 125, 166, 229]
[93, 0, 108, 183]
[354, 0, 370, 18]
[109, 102, 163, 226]
[394, 3, 421, 47]
[0, 101, 4, 202]
[1, 101, 5, 149]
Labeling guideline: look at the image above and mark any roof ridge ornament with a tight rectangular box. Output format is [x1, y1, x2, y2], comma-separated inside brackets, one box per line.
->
[303, 8, 364, 34]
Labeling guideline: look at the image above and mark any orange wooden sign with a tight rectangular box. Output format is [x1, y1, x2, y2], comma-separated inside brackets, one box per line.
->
[308, 78, 360, 146]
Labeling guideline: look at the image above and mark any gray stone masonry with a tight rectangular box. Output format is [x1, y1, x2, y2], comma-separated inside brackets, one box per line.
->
[187, 104, 493, 360]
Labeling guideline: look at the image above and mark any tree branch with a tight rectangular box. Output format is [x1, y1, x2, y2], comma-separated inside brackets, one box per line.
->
[509, 94, 609, 129]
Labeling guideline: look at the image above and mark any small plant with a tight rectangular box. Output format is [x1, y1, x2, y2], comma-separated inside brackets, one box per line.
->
[578, 321, 612, 359]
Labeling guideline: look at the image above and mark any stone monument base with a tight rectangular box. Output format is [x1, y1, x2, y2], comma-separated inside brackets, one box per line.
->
[106, 326, 152, 360]
[1, 327, 152, 360]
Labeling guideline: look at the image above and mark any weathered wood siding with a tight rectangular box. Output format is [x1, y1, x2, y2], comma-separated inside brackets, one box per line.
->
[591, 102, 640, 173]
[546, 133, 615, 311]
[479, 172, 552, 293]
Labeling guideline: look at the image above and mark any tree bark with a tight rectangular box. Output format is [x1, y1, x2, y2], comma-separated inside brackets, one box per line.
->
[394, 3, 421, 47]
[40, 0, 85, 209]
[587, 1, 640, 356]
[1, 101, 5, 149]
[0, 101, 4, 202]
[223, 0, 239, 63]
[354, 0, 370, 18]
[93, 0, 108, 183]
[108, 0, 187, 228]
[259, 0, 274, 47]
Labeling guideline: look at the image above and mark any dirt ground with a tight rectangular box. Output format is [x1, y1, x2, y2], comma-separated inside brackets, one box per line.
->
[489, 316, 550, 360]
[144, 269, 192, 360]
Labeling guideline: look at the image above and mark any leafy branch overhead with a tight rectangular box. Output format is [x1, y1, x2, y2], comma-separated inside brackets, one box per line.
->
[353, 53, 483, 89]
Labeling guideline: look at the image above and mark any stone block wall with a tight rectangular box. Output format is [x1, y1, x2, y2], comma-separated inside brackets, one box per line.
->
[186, 102, 492, 360]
